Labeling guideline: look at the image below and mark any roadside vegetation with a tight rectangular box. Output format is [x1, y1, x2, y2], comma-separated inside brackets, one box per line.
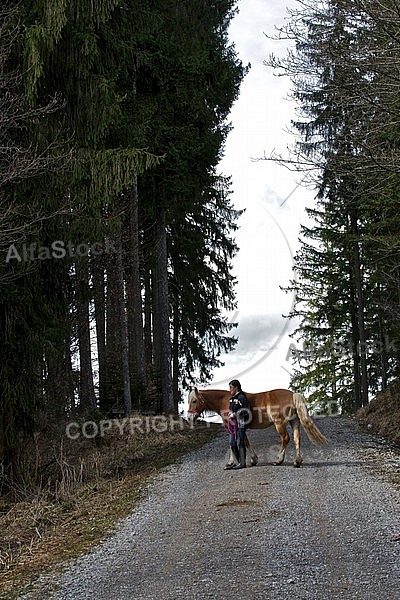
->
[356, 381, 400, 446]
[0, 418, 221, 599]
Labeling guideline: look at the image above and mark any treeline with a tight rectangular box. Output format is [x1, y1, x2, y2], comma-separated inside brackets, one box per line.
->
[268, 0, 400, 412]
[0, 0, 247, 469]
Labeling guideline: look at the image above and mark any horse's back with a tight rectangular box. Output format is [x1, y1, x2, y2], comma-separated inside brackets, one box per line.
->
[246, 388, 292, 405]
[246, 388, 293, 429]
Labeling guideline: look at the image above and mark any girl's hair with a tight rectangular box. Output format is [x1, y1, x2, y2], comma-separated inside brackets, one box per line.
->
[229, 379, 241, 391]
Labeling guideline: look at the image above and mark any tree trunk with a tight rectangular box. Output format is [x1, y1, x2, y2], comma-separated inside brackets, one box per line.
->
[153, 208, 174, 413]
[76, 261, 97, 412]
[351, 319, 362, 412]
[116, 232, 132, 415]
[376, 287, 388, 390]
[106, 254, 122, 411]
[92, 255, 108, 410]
[144, 268, 153, 378]
[172, 302, 180, 412]
[351, 211, 369, 408]
[126, 177, 147, 405]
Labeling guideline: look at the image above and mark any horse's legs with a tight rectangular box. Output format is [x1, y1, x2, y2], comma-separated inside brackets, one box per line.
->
[290, 415, 303, 467]
[273, 420, 290, 465]
[245, 433, 258, 466]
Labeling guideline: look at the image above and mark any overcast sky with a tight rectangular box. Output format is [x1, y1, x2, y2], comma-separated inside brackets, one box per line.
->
[207, 0, 315, 393]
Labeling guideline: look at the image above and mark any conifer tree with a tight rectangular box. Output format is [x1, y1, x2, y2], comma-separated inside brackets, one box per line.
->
[1, 0, 247, 473]
[268, 0, 400, 411]
[133, 0, 246, 409]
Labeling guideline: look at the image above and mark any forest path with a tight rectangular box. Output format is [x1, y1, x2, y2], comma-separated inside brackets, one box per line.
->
[20, 416, 400, 600]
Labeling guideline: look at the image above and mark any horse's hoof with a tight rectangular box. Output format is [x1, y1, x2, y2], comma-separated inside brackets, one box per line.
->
[293, 462, 302, 468]
[224, 464, 235, 470]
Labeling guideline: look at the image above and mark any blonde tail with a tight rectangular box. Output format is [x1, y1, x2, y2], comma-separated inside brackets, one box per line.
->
[293, 393, 328, 446]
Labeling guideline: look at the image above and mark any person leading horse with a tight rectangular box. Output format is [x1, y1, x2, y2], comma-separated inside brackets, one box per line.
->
[225, 379, 251, 470]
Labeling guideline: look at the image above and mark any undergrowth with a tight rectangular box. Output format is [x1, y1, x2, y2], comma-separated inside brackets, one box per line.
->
[0, 416, 221, 599]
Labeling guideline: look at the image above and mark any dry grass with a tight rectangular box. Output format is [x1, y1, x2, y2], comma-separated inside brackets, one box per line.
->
[356, 381, 400, 445]
[0, 416, 221, 599]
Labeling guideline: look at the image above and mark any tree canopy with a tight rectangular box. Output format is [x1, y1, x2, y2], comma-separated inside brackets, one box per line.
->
[267, 0, 400, 412]
[0, 0, 247, 473]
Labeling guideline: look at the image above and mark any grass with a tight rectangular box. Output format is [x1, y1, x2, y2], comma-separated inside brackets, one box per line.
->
[0, 417, 222, 599]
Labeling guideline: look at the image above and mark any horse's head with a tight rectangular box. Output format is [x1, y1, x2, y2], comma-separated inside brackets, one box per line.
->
[187, 388, 206, 423]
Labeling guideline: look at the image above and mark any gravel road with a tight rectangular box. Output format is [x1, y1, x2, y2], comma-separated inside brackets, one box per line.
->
[20, 416, 400, 600]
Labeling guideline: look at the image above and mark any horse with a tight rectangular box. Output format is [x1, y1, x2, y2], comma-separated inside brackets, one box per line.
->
[187, 388, 328, 468]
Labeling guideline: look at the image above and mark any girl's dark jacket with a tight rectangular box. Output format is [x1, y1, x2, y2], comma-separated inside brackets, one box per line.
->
[229, 391, 251, 428]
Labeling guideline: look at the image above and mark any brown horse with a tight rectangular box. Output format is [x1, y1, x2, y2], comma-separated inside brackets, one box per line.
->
[187, 388, 328, 467]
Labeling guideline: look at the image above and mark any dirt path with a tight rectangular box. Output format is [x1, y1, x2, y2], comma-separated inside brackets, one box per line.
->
[20, 416, 400, 600]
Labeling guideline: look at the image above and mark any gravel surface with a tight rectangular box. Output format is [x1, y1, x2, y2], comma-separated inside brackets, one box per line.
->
[20, 416, 400, 600]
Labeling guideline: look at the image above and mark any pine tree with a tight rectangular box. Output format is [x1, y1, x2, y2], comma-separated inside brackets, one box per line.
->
[268, 0, 400, 411]
[1, 0, 247, 474]
[133, 0, 247, 409]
